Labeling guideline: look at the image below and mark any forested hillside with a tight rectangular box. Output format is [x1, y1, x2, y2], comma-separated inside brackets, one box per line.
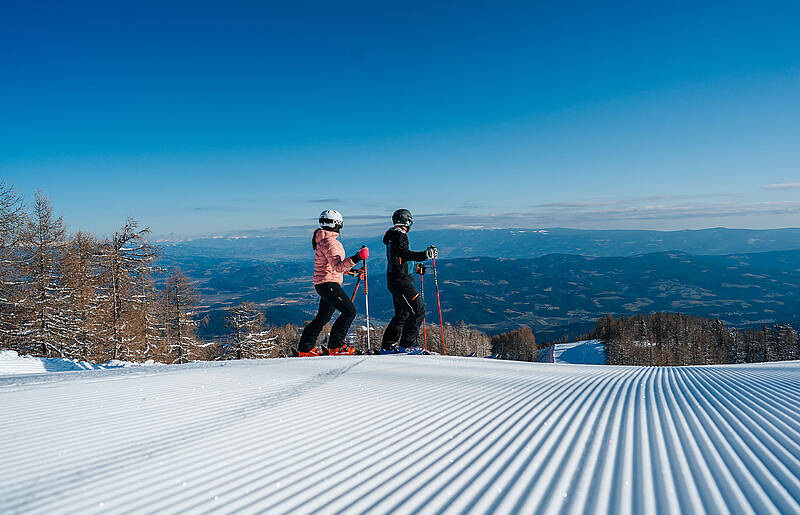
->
[592, 312, 799, 366]
[175, 250, 800, 342]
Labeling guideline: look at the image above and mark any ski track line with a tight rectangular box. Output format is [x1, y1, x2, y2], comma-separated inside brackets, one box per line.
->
[437, 368, 628, 514]
[144, 362, 476, 507]
[677, 367, 800, 512]
[436, 368, 624, 514]
[692, 369, 800, 476]
[663, 368, 729, 513]
[558, 368, 636, 514]
[57, 359, 383, 514]
[584, 366, 645, 514]
[0, 364, 732, 512]
[4, 381, 320, 511]
[355, 370, 582, 514]
[712, 366, 800, 405]
[304, 377, 552, 508]
[679, 369, 792, 513]
[410, 372, 595, 514]
[495, 368, 625, 514]
[200, 370, 544, 513]
[2, 364, 341, 496]
[113, 376, 419, 513]
[43, 358, 544, 515]
[694, 367, 800, 434]
[489, 369, 620, 513]
[669, 367, 741, 511]
[149, 361, 530, 513]
[241, 365, 573, 514]
[0, 358, 366, 513]
[675, 365, 794, 513]
[133, 375, 438, 512]
[2, 357, 800, 514]
[374, 371, 606, 514]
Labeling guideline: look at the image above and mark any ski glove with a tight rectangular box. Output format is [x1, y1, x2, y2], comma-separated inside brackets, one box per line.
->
[348, 267, 366, 278]
[351, 246, 369, 263]
[425, 245, 439, 260]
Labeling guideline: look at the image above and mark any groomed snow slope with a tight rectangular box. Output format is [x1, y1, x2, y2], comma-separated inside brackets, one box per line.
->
[0, 350, 156, 375]
[538, 340, 606, 364]
[2, 356, 799, 514]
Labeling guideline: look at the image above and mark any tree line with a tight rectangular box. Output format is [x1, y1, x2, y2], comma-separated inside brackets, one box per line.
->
[490, 327, 538, 361]
[0, 181, 205, 363]
[346, 321, 494, 358]
[591, 312, 799, 366]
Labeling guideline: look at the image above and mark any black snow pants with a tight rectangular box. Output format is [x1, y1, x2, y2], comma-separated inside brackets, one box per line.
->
[382, 279, 425, 349]
[298, 282, 357, 351]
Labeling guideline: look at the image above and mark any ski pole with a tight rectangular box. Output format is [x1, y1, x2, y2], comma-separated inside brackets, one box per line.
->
[432, 258, 446, 356]
[416, 263, 427, 352]
[351, 271, 362, 302]
[363, 247, 370, 353]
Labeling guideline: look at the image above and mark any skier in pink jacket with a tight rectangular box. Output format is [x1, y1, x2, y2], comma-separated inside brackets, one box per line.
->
[297, 210, 369, 357]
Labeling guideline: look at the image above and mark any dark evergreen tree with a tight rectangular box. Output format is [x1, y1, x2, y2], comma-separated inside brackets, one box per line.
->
[491, 327, 537, 362]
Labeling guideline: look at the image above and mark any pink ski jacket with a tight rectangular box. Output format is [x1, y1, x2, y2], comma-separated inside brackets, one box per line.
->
[312, 230, 357, 285]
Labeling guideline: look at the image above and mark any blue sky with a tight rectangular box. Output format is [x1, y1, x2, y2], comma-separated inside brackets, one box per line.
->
[1, 1, 799, 238]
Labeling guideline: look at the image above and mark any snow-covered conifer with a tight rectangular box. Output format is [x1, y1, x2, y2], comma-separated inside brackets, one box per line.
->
[162, 269, 200, 364]
[0, 179, 26, 349]
[95, 218, 159, 361]
[60, 232, 103, 360]
[222, 302, 276, 359]
[19, 191, 67, 357]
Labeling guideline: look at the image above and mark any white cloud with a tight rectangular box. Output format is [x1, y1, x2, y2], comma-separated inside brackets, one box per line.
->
[763, 182, 800, 190]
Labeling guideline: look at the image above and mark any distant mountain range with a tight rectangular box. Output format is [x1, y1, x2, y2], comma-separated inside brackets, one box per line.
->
[161, 227, 800, 262]
[160, 245, 800, 342]
[434, 250, 800, 339]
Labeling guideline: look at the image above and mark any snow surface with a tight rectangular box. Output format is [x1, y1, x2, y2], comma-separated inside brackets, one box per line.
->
[538, 339, 607, 364]
[0, 350, 157, 376]
[2, 355, 799, 514]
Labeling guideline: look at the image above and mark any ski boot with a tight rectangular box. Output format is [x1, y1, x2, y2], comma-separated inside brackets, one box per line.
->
[295, 347, 324, 357]
[327, 344, 356, 356]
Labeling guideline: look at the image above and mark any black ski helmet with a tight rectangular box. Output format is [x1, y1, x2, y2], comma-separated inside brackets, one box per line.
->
[392, 208, 413, 228]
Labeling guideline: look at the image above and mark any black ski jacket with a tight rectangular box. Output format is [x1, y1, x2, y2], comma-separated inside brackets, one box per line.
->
[383, 227, 428, 286]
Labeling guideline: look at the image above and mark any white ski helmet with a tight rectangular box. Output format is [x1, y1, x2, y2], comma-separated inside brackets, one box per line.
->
[318, 209, 344, 231]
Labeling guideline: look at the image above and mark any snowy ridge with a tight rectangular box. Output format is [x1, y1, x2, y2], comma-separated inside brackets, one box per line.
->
[2, 356, 799, 513]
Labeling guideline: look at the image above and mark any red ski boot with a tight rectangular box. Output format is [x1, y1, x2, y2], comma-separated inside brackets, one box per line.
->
[327, 344, 356, 356]
[296, 347, 324, 357]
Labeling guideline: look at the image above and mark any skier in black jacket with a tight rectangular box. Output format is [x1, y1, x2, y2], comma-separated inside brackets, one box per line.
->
[381, 209, 438, 353]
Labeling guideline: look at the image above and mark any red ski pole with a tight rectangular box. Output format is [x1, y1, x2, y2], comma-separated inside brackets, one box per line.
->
[432, 258, 446, 356]
[416, 263, 427, 352]
[351, 274, 362, 302]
